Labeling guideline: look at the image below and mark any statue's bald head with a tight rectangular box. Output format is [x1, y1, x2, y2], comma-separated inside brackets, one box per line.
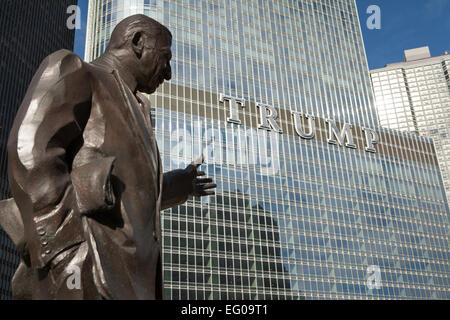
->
[101, 14, 173, 94]
[106, 14, 172, 52]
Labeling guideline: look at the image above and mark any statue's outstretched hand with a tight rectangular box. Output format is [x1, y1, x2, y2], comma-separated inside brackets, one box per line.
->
[161, 155, 216, 210]
[186, 155, 216, 197]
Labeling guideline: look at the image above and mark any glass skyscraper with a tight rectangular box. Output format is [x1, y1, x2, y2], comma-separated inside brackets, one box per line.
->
[0, 0, 77, 299]
[371, 47, 450, 205]
[84, 0, 449, 300]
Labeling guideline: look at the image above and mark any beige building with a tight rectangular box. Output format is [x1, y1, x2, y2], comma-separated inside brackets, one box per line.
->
[371, 47, 450, 204]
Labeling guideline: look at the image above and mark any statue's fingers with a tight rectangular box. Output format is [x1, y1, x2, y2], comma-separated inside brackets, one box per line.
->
[195, 177, 213, 184]
[195, 190, 215, 196]
[200, 183, 217, 190]
[191, 154, 204, 167]
[186, 164, 197, 173]
[196, 171, 206, 177]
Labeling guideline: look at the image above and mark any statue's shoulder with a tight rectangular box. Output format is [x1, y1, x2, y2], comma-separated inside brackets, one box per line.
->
[27, 50, 92, 98]
[42, 50, 115, 82]
[41, 49, 87, 77]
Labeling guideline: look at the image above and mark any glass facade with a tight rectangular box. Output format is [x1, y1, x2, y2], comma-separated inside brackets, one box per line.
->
[371, 50, 450, 205]
[86, 0, 450, 299]
[0, 0, 77, 299]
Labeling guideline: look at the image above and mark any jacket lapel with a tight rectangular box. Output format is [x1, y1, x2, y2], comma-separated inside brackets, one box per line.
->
[136, 92, 163, 244]
[112, 70, 159, 176]
[112, 71, 163, 244]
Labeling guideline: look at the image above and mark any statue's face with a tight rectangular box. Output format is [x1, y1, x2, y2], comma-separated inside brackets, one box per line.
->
[138, 31, 172, 94]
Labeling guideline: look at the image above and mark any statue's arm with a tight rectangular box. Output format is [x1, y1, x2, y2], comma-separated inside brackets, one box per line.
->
[161, 156, 216, 210]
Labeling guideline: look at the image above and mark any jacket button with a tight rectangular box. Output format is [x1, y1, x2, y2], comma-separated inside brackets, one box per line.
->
[41, 241, 48, 247]
[45, 249, 52, 255]
[37, 228, 46, 236]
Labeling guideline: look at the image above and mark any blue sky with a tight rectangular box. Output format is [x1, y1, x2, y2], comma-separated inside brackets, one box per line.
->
[74, 0, 450, 70]
[73, 0, 89, 58]
[357, 0, 450, 69]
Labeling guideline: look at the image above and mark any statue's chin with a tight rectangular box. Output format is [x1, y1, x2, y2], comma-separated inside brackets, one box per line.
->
[137, 82, 160, 94]
[137, 86, 155, 95]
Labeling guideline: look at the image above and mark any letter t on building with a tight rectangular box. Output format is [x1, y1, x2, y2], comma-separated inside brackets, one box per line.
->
[220, 94, 245, 124]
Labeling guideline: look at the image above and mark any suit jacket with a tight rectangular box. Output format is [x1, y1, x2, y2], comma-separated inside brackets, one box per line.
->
[6, 49, 181, 299]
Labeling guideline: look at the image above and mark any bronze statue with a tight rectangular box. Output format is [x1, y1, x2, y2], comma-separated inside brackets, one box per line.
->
[0, 14, 216, 299]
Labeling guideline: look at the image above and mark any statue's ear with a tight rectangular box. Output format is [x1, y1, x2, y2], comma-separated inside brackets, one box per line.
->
[132, 32, 144, 59]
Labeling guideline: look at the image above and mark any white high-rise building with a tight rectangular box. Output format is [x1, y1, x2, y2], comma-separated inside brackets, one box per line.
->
[371, 47, 450, 204]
